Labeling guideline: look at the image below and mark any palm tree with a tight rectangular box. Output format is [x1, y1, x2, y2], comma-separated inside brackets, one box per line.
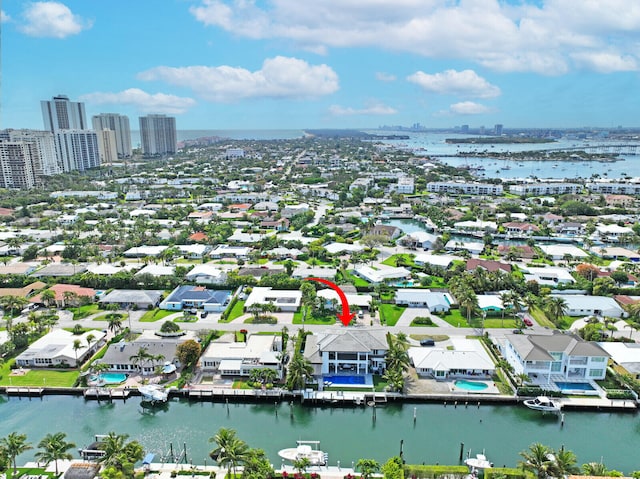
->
[0, 295, 29, 322]
[129, 346, 153, 374]
[553, 449, 579, 477]
[286, 354, 313, 391]
[40, 289, 56, 308]
[385, 332, 410, 373]
[545, 297, 568, 325]
[356, 458, 381, 479]
[72, 339, 83, 368]
[457, 290, 479, 322]
[86, 333, 96, 349]
[515, 373, 531, 387]
[519, 443, 555, 479]
[98, 432, 143, 473]
[208, 428, 249, 478]
[35, 432, 76, 475]
[582, 462, 609, 476]
[0, 432, 33, 474]
[106, 313, 124, 335]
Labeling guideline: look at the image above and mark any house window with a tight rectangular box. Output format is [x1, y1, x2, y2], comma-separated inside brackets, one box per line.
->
[591, 357, 605, 363]
[589, 369, 604, 377]
[551, 362, 562, 372]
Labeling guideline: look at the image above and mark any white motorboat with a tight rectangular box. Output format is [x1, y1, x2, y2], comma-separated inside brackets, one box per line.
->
[464, 453, 493, 470]
[138, 385, 169, 403]
[523, 396, 561, 413]
[278, 441, 327, 466]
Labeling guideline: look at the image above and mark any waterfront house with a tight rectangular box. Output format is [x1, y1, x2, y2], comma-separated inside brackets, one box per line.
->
[370, 224, 402, 240]
[413, 253, 460, 269]
[598, 342, 640, 379]
[398, 231, 439, 250]
[445, 240, 484, 255]
[303, 329, 388, 376]
[200, 333, 282, 378]
[16, 329, 106, 368]
[538, 244, 588, 261]
[502, 331, 609, 382]
[160, 285, 231, 312]
[408, 338, 494, 379]
[98, 331, 190, 375]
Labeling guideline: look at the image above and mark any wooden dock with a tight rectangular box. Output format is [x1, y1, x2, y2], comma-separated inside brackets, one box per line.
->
[6, 387, 44, 397]
[83, 388, 130, 400]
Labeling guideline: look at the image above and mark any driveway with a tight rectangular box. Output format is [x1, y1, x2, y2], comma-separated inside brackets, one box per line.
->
[395, 308, 449, 328]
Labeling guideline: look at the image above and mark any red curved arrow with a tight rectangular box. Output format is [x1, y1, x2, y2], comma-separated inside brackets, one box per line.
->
[303, 277, 355, 326]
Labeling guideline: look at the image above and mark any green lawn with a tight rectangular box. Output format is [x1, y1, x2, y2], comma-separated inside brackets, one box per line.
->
[0, 360, 79, 387]
[8, 467, 56, 479]
[557, 315, 581, 330]
[439, 310, 517, 328]
[293, 306, 337, 325]
[381, 254, 417, 268]
[219, 300, 245, 323]
[345, 271, 371, 287]
[69, 304, 100, 320]
[379, 304, 406, 326]
[529, 306, 555, 328]
[140, 309, 176, 322]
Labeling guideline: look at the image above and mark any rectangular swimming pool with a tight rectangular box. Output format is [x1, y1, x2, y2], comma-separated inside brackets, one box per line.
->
[554, 381, 595, 391]
[323, 375, 370, 386]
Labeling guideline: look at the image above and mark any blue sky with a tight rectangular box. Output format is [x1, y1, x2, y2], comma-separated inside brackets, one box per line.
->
[2, 0, 640, 130]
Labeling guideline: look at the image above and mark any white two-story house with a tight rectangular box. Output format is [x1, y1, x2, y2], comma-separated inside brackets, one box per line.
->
[502, 331, 609, 384]
[304, 330, 388, 376]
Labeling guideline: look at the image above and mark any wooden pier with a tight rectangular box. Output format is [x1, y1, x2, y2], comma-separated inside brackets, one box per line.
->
[6, 387, 44, 397]
[83, 388, 130, 400]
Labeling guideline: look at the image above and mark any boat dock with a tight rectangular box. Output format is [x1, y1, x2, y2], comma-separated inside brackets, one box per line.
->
[5, 387, 44, 397]
[83, 388, 131, 400]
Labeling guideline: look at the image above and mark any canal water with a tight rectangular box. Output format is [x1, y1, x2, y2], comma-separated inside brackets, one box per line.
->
[2, 396, 639, 473]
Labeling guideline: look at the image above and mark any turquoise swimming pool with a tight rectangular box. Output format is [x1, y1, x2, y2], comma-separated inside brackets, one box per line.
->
[454, 380, 488, 391]
[91, 373, 127, 384]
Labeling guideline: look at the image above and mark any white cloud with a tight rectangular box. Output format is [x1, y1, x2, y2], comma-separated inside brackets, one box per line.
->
[407, 69, 501, 98]
[328, 102, 397, 116]
[19, 1, 91, 38]
[375, 72, 397, 82]
[1, 10, 11, 22]
[138, 56, 339, 102]
[188, 0, 640, 74]
[448, 101, 491, 115]
[571, 51, 638, 73]
[79, 89, 196, 114]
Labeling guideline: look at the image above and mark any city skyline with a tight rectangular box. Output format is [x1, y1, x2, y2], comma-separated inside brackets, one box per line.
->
[2, 0, 640, 130]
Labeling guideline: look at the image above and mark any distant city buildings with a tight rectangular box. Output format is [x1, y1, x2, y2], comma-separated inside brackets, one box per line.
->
[41, 94, 100, 173]
[139, 114, 177, 156]
[96, 128, 118, 164]
[427, 181, 503, 195]
[0, 129, 62, 188]
[92, 113, 132, 158]
[41, 94, 88, 132]
[53, 129, 100, 172]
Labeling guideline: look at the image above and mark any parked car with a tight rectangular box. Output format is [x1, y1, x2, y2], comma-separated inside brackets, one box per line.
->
[523, 318, 533, 327]
[420, 338, 435, 346]
[512, 329, 524, 334]
[200, 311, 208, 318]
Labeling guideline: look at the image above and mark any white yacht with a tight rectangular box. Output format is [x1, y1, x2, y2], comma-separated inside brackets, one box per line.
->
[523, 396, 561, 413]
[278, 441, 327, 466]
[138, 385, 169, 403]
[465, 453, 494, 470]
